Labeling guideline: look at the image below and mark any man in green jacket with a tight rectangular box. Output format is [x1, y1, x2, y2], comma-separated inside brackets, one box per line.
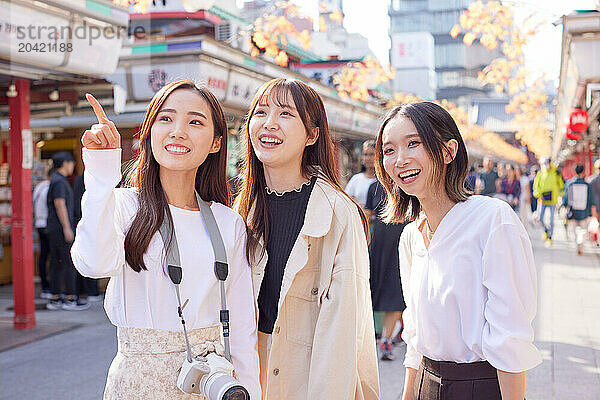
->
[533, 157, 565, 243]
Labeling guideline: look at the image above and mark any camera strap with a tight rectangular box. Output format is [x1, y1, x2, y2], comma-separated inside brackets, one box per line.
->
[158, 192, 232, 362]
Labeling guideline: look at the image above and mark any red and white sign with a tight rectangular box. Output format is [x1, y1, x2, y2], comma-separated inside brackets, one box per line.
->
[390, 32, 434, 69]
[569, 108, 588, 133]
[565, 126, 582, 141]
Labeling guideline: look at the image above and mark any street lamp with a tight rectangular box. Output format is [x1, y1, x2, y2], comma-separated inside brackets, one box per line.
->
[49, 89, 59, 101]
[6, 83, 17, 98]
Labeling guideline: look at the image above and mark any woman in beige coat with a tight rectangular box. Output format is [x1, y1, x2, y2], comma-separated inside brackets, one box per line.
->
[235, 78, 380, 400]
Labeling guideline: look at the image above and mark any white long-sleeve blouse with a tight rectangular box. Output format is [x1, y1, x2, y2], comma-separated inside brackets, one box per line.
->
[71, 148, 260, 399]
[399, 195, 542, 373]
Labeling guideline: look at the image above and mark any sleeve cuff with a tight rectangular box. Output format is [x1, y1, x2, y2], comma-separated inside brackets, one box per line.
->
[403, 342, 423, 370]
[484, 340, 542, 373]
[82, 148, 122, 186]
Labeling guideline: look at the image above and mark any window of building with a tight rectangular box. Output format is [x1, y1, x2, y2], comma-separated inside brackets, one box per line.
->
[428, 0, 471, 11]
[430, 10, 461, 35]
[391, 0, 427, 12]
[435, 43, 465, 68]
[390, 12, 434, 33]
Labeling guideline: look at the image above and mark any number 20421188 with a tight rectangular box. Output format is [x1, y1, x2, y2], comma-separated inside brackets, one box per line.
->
[18, 42, 73, 52]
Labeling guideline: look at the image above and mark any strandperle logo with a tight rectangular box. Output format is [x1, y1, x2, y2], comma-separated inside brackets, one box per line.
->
[5, 19, 125, 46]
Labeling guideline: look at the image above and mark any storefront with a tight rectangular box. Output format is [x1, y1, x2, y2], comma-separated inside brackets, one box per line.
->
[0, 1, 385, 329]
[0, 0, 128, 329]
[104, 34, 383, 178]
[554, 10, 600, 176]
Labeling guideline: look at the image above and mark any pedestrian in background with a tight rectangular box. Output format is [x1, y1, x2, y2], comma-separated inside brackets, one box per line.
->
[499, 164, 521, 212]
[235, 78, 379, 400]
[563, 164, 595, 255]
[32, 168, 52, 299]
[465, 166, 477, 192]
[73, 173, 102, 302]
[46, 152, 89, 311]
[477, 156, 498, 196]
[588, 160, 600, 214]
[533, 157, 564, 243]
[345, 140, 377, 210]
[496, 162, 506, 193]
[518, 166, 531, 225]
[375, 102, 540, 400]
[529, 166, 539, 221]
[365, 179, 407, 362]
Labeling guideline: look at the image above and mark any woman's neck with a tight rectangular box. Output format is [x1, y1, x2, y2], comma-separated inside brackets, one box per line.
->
[364, 167, 376, 179]
[263, 163, 308, 193]
[419, 189, 457, 232]
[159, 168, 199, 210]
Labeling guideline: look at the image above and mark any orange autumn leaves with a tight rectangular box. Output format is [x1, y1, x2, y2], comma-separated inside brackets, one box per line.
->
[251, 1, 311, 67]
[113, 0, 152, 13]
[334, 56, 395, 102]
[318, 2, 343, 32]
[450, 0, 530, 95]
[451, 0, 550, 158]
[508, 85, 552, 157]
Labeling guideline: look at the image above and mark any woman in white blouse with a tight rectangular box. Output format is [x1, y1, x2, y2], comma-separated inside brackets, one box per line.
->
[374, 102, 541, 400]
[71, 81, 260, 399]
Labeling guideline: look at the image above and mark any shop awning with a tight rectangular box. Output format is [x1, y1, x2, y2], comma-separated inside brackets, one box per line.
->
[0, 0, 128, 79]
[554, 10, 600, 163]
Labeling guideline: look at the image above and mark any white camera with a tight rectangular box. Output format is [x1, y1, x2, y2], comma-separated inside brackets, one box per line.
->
[177, 353, 250, 400]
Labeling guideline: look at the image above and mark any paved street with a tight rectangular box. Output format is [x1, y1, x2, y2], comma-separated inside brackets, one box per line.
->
[1, 217, 599, 400]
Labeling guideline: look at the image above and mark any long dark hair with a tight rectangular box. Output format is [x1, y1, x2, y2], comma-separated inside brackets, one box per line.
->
[124, 80, 230, 272]
[236, 78, 370, 258]
[374, 102, 470, 224]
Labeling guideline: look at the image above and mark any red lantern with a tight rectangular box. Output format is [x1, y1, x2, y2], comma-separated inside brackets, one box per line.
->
[565, 126, 582, 141]
[569, 108, 588, 133]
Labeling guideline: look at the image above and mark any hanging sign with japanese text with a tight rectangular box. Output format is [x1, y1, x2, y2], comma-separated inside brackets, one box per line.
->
[569, 108, 588, 133]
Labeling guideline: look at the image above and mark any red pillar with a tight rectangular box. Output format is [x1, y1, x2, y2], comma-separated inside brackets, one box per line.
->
[587, 142, 593, 176]
[9, 78, 35, 330]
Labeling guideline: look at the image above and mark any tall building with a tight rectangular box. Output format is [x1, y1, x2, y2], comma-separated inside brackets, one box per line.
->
[388, 0, 502, 103]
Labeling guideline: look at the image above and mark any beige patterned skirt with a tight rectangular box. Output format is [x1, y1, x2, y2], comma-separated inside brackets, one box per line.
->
[104, 326, 224, 400]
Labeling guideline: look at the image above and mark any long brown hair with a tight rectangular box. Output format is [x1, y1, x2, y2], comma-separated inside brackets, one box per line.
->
[236, 78, 370, 258]
[124, 80, 230, 272]
[374, 102, 470, 224]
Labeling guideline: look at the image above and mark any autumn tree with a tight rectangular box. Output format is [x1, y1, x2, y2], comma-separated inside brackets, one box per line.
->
[333, 56, 395, 102]
[113, 0, 151, 13]
[250, 1, 312, 67]
[450, 0, 551, 158]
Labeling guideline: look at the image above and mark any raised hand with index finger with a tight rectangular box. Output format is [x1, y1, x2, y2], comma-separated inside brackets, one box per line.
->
[82, 93, 121, 150]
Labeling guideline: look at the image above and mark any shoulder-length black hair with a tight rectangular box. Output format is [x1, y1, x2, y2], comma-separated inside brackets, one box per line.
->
[374, 101, 471, 223]
[124, 80, 230, 272]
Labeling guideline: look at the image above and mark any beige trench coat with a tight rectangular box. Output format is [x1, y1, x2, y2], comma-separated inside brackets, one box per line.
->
[246, 177, 380, 400]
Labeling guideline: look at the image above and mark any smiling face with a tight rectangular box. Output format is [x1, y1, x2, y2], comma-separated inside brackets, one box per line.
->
[248, 89, 317, 172]
[382, 116, 436, 200]
[150, 89, 221, 174]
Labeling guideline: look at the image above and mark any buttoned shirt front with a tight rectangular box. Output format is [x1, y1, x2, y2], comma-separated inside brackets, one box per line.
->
[399, 195, 542, 373]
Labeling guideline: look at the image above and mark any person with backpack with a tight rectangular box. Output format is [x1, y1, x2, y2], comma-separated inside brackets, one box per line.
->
[563, 164, 595, 255]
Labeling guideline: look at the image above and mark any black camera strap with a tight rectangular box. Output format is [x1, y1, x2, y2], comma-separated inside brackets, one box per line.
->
[158, 192, 232, 362]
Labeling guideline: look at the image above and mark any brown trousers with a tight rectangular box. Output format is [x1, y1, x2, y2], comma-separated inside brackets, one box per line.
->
[414, 356, 502, 400]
